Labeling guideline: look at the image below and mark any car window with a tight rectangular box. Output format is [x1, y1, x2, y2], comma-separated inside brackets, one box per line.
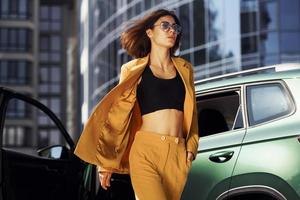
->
[246, 83, 294, 126]
[3, 97, 68, 156]
[197, 90, 243, 137]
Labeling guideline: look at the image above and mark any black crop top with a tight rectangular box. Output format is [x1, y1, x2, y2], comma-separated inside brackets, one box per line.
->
[137, 65, 186, 115]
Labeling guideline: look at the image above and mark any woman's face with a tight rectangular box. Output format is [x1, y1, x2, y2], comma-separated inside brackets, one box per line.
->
[146, 15, 180, 50]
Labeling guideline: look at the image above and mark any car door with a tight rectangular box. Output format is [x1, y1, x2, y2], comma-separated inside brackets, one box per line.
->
[228, 81, 300, 200]
[0, 88, 94, 200]
[182, 87, 247, 200]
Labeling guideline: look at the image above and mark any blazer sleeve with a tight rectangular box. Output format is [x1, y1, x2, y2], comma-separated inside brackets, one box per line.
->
[186, 64, 200, 160]
[119, 64, 130, 84]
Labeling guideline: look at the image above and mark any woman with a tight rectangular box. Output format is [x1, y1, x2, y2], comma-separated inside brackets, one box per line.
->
[75, 9, 199, 200]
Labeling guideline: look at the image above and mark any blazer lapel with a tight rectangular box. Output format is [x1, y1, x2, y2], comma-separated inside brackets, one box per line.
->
[171, 57, 194, 137]
[122, 55, 150, 84]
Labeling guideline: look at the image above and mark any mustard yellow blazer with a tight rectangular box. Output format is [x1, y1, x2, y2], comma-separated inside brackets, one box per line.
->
[74, 55, 199, 174]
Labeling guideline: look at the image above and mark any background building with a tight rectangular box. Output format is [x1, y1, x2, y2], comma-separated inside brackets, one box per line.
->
[79, 0, 300, 122]
[0, 0, 80, 151]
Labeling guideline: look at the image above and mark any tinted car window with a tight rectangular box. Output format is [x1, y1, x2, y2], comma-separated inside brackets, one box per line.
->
[197, 90, 242, 137]
[3, 97, 67, 156]
[246, 83, 293, 126]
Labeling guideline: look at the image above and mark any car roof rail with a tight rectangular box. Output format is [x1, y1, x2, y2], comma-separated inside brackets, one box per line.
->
[195, 63, 300, 84]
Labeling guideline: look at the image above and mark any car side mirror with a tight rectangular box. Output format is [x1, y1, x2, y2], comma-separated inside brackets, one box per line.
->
[37, 145, 69, 159]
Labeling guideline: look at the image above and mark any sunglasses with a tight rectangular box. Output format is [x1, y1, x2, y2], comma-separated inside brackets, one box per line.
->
[153, 21, 182, 35]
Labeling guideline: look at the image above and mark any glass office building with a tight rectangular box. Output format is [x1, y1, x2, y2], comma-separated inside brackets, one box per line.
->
[80, 0, 300, 118]
[0, 0, 80, 151]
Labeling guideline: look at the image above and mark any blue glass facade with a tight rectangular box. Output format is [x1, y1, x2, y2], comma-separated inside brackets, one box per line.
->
[85, 0, 300, 109]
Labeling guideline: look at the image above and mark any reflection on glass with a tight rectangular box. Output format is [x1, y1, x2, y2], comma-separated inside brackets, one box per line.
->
[0, 29, 8, 46]
[51, 36, 60, 51]
[40, 52, 49, 62]
[51, 22, 61, 31]
[207, 0, 223, 42]
[280, 0, 300, 30]
[40, 22, 49, 31]
[20, 0, 27, 14]
[50, 146, 62, 159]
[260, 0, 277, 31]
[51, 68, 60, 82]
[242, 36, 258, 54]
[18, 29, 26, 48]
[193, 0, 205, 46]
[40, 37, 49, 50]
[194, 49, 206, 65]
[49, 130, 60, 146]
[51, 53, 61, 62]
[51, 85, 60, 93]
[262, 54, 279, 66]
[179, 4, 190, 50]
[261, 32, 279, 54]
[1, 0, 9, 15]
[40, 6, 48, 19]
[280, 32, 300, 53]
[19, 61, 26, 78]
[40, 67, 48, 82]
[51, 6, 61, 20]
[39, 84, 49, 93]
[209, 44, 222, 62]
[10, 29, 17, 44]
[16, 127, 25, 146]
[223, 0, 240, 68]
[241, 11, 257, 34]
[38, 130, 48, 147]
[51, 98, 60, 115]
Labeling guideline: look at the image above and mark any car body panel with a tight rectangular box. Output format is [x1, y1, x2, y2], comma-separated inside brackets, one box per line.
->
[229, 78, 300, 199]
[182, 129, 246, 200]
[184, 67, 300, 200]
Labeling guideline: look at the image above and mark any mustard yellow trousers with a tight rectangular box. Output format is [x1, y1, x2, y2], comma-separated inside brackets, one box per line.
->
[129, 130, 191, 200]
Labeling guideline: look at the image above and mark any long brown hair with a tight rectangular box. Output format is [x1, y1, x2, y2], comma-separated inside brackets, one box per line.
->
[120, 9, 182, 58]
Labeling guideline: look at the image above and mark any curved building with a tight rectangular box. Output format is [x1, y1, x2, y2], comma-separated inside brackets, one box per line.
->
[79, 0, 300, 118]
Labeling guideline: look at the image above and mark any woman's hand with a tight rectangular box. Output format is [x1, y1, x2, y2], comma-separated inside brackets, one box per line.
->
[187, 151, 194, 163]
[98, 171, 113, 190]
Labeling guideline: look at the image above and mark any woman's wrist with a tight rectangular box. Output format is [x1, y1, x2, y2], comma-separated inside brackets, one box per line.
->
[187, 151, 195, 161]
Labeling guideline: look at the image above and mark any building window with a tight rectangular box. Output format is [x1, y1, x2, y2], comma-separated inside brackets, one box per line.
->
[39, 35, 61, 63]
[6, 98, 31, 119]
[247, 83, 293, 126]
[39, 65, 61, 94]
[280, 32, 300, 53]
[38, 129, 61, 148]
[0, 60, 32, 85]
[40, 5, 62, 32]
[39, 97, 61, 121]
[0, 28, 32, 52]
[0, 0, 32, 20]
[3, 126, 32, 147]
[279, 0, 300, 30]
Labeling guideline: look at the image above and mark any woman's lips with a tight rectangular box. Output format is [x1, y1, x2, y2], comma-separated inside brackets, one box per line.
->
[168, 37, 176, 41]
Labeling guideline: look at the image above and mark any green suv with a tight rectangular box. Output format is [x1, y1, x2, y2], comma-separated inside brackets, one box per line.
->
[182, 64, 300, 200]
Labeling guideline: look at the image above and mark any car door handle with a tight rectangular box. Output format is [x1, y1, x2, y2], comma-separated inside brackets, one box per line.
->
[209, 151, 234, 163]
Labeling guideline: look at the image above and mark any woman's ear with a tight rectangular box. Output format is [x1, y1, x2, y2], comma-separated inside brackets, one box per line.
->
[146, 29, 153, 38]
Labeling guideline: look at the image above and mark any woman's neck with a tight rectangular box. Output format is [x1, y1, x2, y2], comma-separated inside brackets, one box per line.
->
[149, 48, 173, 71]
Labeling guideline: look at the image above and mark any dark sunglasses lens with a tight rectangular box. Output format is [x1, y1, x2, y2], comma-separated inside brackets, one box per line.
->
[160, 22, 181, 34]
[161, 22, 170, 30]
[173, 24, 182, 34]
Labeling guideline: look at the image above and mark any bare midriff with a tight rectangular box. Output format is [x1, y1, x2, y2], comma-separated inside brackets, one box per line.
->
[138, 108, 184, 138]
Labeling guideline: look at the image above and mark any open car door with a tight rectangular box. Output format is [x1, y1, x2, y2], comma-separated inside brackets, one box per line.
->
[0, 87, 95, 200]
